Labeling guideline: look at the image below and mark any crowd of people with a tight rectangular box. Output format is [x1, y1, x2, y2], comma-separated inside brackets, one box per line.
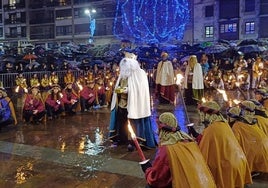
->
[1, 47, 268, 187]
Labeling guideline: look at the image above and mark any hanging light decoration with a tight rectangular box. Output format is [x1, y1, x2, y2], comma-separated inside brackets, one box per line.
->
[113, 0, 190, 44]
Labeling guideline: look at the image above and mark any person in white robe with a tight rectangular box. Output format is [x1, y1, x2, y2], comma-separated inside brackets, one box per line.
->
[109, 51, 156, 149]
[184, 55, 204, 105]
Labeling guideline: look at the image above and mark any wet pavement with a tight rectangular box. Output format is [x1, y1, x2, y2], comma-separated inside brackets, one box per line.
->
[0, 90, 267, 188]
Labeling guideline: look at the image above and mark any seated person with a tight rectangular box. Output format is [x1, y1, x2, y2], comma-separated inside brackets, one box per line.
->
[62, 82, 79, 115]
[141, 112, 216, 188]
[45, 84, 64, 120]
[80, 79, 96, 112]
[22, 86, 46, 124]
[0, 87, 17, 129]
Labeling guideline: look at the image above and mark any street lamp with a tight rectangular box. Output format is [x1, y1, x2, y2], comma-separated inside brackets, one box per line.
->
[85, 9, 96, 44]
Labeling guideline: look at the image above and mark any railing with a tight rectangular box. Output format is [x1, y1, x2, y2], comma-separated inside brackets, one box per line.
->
[0, 69, 155, 89]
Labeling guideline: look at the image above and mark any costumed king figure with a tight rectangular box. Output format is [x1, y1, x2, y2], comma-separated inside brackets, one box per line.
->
[109, 51, 156, 149]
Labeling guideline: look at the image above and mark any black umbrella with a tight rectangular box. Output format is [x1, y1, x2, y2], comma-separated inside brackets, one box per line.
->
[237, 39, 258, 46]
[205, 44, 228, 54]
[237, 45, 267, 54]
[3, 56, 16, 63]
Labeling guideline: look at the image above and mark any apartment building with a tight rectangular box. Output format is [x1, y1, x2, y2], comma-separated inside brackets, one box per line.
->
[0, 0, 117, 48]
[190, 0, 268, 44]
[0, 0, 267, 48]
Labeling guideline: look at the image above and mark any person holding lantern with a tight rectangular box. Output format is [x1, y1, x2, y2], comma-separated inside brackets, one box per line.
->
[61, 82, 79, 115]
[141, 112, 216, 188]
[0, 87, 17, 129]
[49, 71, 59, 85]
[15, 73, 28, 94]
[95, 78, 107, 108]
[79, 79, 97, 112]
[45, 84, 64, 120]
[109, 50, 156, 149]
[22, 86, 46, 125]
[188, 101, 252, 188]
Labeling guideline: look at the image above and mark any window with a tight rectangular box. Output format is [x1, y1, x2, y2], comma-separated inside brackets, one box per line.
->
[0, 28, 3, 37]
[56, 9, 72, 20]
[220, 23, 237, 33]
[205, 26, 213, 38]
[205, 5, 214, 17]
[56, 25, 72, 36]
[245, 22, 255, 34]
[245, 0, 255, 12]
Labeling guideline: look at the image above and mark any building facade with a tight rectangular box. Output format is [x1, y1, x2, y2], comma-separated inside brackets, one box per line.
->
[0, 0, 118, 48]
[189, 0, 268, 44]
[0, 0, 267, 48]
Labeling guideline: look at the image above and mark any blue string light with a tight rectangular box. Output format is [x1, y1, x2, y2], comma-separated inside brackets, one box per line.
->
[113, 0, 190, 44]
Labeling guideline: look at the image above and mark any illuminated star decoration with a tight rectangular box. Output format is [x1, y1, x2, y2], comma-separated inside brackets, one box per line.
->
[113, 0, 190, 44]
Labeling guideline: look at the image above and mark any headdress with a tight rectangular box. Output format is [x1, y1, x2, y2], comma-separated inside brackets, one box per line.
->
[0, 87, 7, 97]
[198, 101, 221, 114]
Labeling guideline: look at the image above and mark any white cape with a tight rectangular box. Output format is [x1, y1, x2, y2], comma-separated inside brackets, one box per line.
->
[111, 61, 151, 119]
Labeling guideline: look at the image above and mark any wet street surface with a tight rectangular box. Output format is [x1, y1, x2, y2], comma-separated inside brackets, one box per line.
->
[0, 90, 267, 188]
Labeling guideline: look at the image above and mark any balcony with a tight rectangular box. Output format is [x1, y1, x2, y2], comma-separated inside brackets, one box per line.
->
[4, 18, 26, 25]
[3, 2, 26, 11]
[5, 33, 26, 38]
[29, 18, 54, 25]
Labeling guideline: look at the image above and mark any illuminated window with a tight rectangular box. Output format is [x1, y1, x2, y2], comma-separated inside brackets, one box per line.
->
[245, 22, 255, 34]
[205, 26, 214, 38]
[220, 23, 237, 33]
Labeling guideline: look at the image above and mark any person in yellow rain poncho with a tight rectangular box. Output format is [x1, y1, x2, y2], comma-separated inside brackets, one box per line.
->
[140, 112, 216, 188]
[227, 101, 268, 175]
[196, 101, 252, 188]
[254, 88, 268, 112]
[249, 99, 268, 136]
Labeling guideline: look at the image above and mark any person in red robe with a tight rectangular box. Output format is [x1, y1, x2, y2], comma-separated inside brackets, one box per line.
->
[61, 82, 79, 115]
[155, 52, 175, 104]
[79, 79, 97, 112]
[22, 86, 46, 124]
[141, 112, 216, 188]
[45, 84, 64, 120]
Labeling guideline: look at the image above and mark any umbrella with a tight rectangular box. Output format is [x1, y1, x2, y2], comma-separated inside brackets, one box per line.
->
[237, 45, 267, 54]
[23, 53, 38, 60]
[180, 55, 190, 62]
[205, 44, 228, 54]
[3, 56, 16, 63]
[237, 39, 258, 46]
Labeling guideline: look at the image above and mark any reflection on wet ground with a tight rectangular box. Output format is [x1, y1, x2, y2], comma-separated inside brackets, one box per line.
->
[0, 90, 267, 187]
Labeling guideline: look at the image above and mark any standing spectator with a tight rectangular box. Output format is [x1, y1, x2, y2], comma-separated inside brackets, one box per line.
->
[200, 53, 210, 76]
[30, 73, 40, 88]
[49, 71, 59, 85]
[64, 69, 75, 86]
[155, 52, 175, 104]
